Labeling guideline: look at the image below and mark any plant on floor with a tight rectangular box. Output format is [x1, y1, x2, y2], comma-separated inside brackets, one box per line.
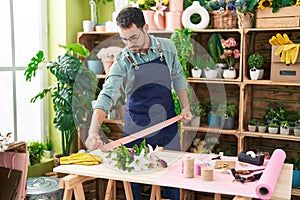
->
[25, 43, 98, 156]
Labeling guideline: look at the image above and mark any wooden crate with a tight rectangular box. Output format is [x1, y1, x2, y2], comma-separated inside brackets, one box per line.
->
[271, 46, 300, 82]
[256, 6, 300, 28]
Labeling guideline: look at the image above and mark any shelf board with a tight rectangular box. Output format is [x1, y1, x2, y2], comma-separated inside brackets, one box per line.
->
[182, 126, 239, 136]
[194, 28, 242, 33]
[243, 79, 300, 86]
[188, 77, 241, 85]
[241, 131, 300, 142]
[245, 27, 300, 33]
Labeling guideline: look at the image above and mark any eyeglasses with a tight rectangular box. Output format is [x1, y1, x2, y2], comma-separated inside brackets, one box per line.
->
[120, 30, 142, 44]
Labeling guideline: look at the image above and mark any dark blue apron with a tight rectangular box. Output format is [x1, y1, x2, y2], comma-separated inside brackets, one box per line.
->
[124, 54, 178, 148]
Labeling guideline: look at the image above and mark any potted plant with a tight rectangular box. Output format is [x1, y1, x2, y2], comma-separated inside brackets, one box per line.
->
[44, 139, 54, 159]
[248, 118, 258, 132]
[203, 101, 220, 127]
[248, 53, 266, 80]
[268, 123, 279, 134]
[280, 121, 290, 135]
[28, 141, 46, 165]
[234, 0, 255, 28]
[86, 51, 104, 75]
[171, 27, 194, 79]
[204, 58, 218, 79]
[285, 155, 300, 187]
[208, 33, 225, 78]
[258, 122, 267, 133]
[25, 43, 98, 156]
[294, 125, 300, 136]
[190, 102, 205, 127]
[97, 46, 122, 75]
[216, 102, 238, 130]
[263, 102, 287, 125]
[219, 37, 240, 79]
[191, 57, 203, 78]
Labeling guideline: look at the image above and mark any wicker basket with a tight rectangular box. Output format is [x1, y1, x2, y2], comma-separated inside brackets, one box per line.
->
[210, 9, 237, 29]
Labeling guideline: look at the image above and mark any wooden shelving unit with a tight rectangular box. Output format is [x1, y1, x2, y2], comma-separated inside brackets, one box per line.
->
[77, 28, 300, 159]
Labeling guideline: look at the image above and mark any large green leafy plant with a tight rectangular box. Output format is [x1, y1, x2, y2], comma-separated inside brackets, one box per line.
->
[25, 43, 98, 156]
[171, 27, 194, 78]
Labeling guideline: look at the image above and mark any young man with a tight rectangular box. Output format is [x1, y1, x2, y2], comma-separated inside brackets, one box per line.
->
[85, 7, 192, 199]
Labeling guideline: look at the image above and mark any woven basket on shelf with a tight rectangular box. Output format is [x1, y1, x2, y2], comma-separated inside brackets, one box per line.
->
[210, 8, 237, 29]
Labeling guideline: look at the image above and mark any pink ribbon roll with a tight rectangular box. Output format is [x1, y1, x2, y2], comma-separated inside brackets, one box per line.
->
[255, 149, 286, 199]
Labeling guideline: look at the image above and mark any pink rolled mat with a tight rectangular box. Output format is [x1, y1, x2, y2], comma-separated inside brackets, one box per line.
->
[255, 149, 286, 199]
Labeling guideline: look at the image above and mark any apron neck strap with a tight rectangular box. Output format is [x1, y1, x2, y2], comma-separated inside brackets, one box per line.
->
[126, 40, 163, 67]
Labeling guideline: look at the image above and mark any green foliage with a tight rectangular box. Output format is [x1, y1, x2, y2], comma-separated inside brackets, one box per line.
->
[216, 102, 238, 117]
[280, 120, 290, 127]
[171, 28, 194, 79]
[249, 118, 258, 125]
[25, 43, 98, 156]
[188, 89, 205, 117]
[258, 122, 266, 126]
[45, 139, 54, 151]
[204, 58, 217, 70]
[286, 155, 300, 170]
[208, 33, 224, 64]
[248, 53, 265, 69]
[172, 90, 182, 116]
[28, 141, 46, 165]
[263, 102, 287, 124]
[268, 123, 279, 128]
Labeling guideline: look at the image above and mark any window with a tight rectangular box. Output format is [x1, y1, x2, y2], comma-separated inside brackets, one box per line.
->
[0, 0, 48, 141]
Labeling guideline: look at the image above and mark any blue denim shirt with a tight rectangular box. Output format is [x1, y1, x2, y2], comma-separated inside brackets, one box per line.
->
[94, 34, 187, 114]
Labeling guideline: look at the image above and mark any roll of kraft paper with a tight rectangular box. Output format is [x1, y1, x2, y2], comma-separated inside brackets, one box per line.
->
[255, 149, 286, 199]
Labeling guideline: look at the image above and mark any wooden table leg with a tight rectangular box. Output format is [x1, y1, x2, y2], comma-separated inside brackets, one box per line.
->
[105, 179, 116, 200]
[214, 193, 222, 200]
[59, 175, 94, 200]
[123, 181, 133, 200]
[150, 185, 161, 200]
[180, 189, 194, 200]
[233, 196, 252, 200]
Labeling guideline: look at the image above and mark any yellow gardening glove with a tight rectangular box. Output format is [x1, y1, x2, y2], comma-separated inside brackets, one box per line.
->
[275, 44, 300, 65]
[269, 33, 293, 46]
[60, 153, 103, 165]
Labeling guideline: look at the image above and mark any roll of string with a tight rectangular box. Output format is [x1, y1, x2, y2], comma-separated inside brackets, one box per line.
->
[183, 157, 194, 178]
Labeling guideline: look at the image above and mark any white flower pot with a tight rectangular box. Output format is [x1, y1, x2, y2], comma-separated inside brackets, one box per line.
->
[223, 68, 236, 79]
[204, 69, 218, 79]
[280, 126, 290, 135]
[250, 69, 259, 80]
[268, 127, 278, 134]
[258, 126, 267, 133]
[191, 67, 202, 78]
[191, 116, 201, 127]
[294, 128, 300, 136]
[248, 125, 257, 132]
[216, 63, 227, 78]
[258, 69, 264, 80]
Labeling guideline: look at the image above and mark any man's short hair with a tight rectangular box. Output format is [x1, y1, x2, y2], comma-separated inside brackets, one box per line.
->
[116, 7, 145, 29]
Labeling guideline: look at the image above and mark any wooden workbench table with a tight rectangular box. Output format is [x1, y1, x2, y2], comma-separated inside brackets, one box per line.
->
[53, 151, 292, 200]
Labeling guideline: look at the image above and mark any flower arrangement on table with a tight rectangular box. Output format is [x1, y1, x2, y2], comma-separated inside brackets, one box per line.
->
[220, 37, 240, 68]
[102, 139, 168, 172]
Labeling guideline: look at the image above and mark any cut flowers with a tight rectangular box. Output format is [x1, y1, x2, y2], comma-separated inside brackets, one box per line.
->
[220, 37, 240, 68]
[250, 0, 300, 13]
[102, 139, 167, 172]
[131, 0, 169, 10]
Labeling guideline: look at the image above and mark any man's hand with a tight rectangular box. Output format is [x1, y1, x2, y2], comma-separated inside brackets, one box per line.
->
[85, 133, 104, 150]
[180, 107, 192, 124]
